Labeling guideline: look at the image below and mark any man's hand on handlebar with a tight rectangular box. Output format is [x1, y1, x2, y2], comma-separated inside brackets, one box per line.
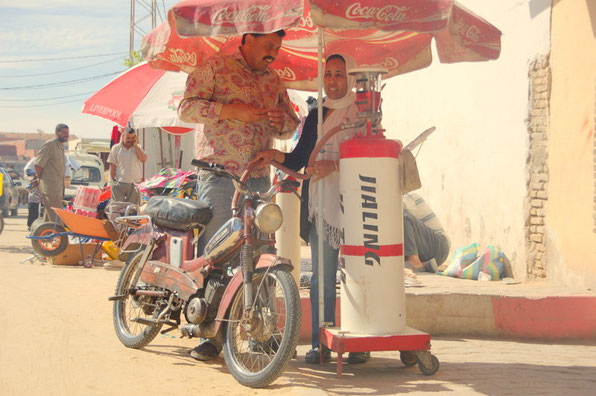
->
[249, 149, 285, 169]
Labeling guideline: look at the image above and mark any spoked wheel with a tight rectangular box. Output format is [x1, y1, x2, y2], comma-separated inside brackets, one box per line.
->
[113, 251, 162, 349]
[31, 222, 68, 257]
[223, 267, 301, 388]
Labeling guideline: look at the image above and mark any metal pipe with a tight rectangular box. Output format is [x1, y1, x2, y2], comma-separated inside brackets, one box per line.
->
[316, 27, 325, 342]
[129, 0, 135, 59]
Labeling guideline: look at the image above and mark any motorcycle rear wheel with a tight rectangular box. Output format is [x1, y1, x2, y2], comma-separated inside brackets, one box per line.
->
[223, 267, 301, 388]
[113, 251, 162, 349]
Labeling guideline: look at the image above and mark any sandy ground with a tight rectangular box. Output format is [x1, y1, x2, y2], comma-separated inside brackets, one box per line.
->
[1, 210, 595, 396]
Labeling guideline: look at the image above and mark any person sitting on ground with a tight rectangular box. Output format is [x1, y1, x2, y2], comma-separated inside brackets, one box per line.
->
[403, 192, 450, 272]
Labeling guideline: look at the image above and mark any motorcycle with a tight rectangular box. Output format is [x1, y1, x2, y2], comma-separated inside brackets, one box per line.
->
[109, 160, 302, 388]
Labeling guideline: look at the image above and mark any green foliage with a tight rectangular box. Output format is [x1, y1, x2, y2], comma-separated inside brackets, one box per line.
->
[123, 51, 144, 68]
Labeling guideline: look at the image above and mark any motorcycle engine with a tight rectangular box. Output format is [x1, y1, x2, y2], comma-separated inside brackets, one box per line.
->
[185, 297, 207, 324]
[184, 274, 226, 324]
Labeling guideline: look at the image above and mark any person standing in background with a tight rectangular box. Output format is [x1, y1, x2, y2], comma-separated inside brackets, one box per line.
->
[34, 123, 68, 223]
[107, 127, 147, 205]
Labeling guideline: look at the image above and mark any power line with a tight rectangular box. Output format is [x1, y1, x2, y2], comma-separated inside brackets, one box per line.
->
[162, 0, 168, 20]
[0, 52, 128, 63]
[0, 71, 123, 90]
[0, 91, 97, 102]
[0, 56, 125, 78]
[0, 98, 87, 108]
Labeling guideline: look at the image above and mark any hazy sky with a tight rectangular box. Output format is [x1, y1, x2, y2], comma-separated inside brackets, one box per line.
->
[0, 1, 179, 139]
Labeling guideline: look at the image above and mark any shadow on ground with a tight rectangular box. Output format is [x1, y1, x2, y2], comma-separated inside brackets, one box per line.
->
[0, 245, 34, 254]
[280, 358, 595, 395]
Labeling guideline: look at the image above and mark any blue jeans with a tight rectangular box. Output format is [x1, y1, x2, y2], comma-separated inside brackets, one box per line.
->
[196, 169, 270, 256]
[309, 226, 339, 349]
[195, 169, 269, 350]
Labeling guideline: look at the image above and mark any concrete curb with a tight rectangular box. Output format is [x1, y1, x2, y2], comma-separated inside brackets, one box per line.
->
[298, 294, 596, 341]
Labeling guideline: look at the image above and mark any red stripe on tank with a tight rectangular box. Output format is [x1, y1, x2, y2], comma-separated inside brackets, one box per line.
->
[341, 243, 403, 257]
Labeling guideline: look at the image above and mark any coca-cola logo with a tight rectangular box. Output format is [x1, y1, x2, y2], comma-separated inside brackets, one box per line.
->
[346, 3, 408, 23]
[168, 48, 197, 67]
[454, 18, 480, 43]
[211, 5, 271, 25]
[275, 67, 296, 81]
[298, 15, 315, 30]
[361, 57, 399, 69]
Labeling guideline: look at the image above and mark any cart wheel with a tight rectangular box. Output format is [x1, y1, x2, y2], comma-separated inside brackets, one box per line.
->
[400, 351, 418, 367]
[418, 354, 440, 376]
[31, 223, 68, 257]
[29, 218, 45, 234]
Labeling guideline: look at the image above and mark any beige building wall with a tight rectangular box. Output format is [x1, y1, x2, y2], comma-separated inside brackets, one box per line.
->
[546, 0, 596, 288]
[382, 0, 552, 281]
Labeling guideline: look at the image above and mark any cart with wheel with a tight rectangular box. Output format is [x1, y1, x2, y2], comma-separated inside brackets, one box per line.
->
[27, 208, 125, 267]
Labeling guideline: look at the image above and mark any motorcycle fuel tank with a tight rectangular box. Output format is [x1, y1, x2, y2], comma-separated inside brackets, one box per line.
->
[204, 217, 243, 260]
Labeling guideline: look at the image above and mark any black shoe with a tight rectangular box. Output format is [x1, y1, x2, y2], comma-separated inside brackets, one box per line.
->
[190, 341, 219, 361]
[347, 351, 370, 364]
[305, 347, 331, 364]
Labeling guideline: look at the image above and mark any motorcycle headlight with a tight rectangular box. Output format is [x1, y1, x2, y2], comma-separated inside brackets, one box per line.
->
[254, 203, 283, 234]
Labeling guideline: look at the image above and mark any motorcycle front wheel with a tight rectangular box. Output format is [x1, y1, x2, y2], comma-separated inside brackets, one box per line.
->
[223, 267, 301, 388]
[113, 251, 162, 349]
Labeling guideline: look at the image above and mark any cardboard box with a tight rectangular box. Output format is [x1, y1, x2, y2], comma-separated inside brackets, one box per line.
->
[50, 243, 103, 266]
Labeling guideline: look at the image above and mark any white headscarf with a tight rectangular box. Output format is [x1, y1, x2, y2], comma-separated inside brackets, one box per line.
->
[322, 53, 357, 110]
[309, 53, 361, 249]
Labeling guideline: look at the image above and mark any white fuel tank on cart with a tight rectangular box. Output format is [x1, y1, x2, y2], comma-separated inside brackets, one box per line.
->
[339, 137, 406, 335]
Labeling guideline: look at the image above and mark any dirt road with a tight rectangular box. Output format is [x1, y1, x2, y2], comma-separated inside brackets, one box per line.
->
[1, 211, 595, 396]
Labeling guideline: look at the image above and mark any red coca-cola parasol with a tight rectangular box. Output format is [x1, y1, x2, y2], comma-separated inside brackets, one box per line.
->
[141, 0, 501, 90]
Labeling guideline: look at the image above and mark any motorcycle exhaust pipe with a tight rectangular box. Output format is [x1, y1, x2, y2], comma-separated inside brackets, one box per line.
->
[180, 323, 201, 338]
[181, 323, 216, 339]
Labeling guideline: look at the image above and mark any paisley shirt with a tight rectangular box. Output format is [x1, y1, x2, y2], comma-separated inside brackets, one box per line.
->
[179, 49, 299, 178]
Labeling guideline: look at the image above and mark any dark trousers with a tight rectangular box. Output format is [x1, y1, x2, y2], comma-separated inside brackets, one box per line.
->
[403, 210, 449, 265]
[27, 202, 39, 228]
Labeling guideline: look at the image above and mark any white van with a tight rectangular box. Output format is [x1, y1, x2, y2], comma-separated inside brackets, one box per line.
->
[64, 152, 106, 201]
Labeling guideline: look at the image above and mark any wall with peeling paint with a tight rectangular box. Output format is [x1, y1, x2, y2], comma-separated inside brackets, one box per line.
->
[382, 0, 552, 281]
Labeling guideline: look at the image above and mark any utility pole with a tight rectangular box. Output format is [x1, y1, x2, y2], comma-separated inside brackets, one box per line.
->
[129, 0, 158, 59]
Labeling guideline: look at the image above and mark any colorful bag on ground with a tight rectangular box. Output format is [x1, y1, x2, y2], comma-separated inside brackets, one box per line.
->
[442, 242, 479, 278]
[442, 244, 505, 280]
[460, 245, 505, 280]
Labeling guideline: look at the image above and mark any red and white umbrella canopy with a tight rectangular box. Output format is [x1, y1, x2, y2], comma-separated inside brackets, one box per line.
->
[141, 0, 502, 90]
[82, 61, 308, 133]
[81, 62, 194, 133]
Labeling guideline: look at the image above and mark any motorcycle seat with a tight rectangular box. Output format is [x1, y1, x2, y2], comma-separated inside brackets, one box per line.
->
[145, 196, 212, 231]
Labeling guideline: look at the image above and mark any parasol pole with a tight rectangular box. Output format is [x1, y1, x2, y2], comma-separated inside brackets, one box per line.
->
[316, 27, 325, 347]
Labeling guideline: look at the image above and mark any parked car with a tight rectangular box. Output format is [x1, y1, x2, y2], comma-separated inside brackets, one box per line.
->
[0, 167, 21, 216]
[64, 152, 106, 201]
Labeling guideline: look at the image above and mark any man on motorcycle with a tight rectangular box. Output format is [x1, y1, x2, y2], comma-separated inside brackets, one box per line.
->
[178, 30, 299, 361]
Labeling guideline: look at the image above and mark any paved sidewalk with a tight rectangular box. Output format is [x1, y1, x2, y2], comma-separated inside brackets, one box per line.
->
[288, 338, 596, 396]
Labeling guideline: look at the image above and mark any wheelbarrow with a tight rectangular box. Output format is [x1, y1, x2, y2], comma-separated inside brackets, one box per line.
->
[27, 208, 124, 268]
